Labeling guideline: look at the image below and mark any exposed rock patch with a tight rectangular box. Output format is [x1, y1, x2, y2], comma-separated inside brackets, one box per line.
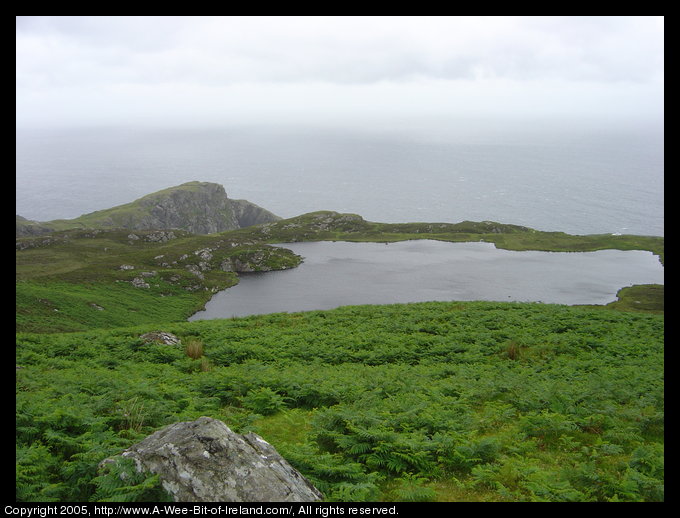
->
[107, 416, 323, 502]
[139, 331, 181, 346]
[131, 277, 150, 289]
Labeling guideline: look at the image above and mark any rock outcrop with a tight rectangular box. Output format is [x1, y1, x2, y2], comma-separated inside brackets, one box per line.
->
[16, 182, 280, 237]
[15, 215, 56, 237]
[108, 416, 323, 502]
[139, 331, 181, 346]
[124, 182, 279, 234]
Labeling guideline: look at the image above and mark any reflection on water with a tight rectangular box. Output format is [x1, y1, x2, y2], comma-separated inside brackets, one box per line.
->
[189, 240, 664, 320]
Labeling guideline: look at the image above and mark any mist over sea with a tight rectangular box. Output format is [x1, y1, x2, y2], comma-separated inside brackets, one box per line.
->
[15, 120, 664, 236]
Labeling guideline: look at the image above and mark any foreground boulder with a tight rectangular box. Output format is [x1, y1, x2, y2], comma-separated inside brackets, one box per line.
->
[111, 416, 323, 502]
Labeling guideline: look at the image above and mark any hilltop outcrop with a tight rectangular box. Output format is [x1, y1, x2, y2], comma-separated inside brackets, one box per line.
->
[16, 182, 280, 237]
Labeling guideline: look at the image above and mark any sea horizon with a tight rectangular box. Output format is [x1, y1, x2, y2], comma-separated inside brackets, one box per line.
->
[16, 119, 664, 237]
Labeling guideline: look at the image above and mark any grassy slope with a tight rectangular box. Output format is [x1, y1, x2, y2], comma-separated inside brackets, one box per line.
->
[581, 284, 664, 314]
[16, 212, 664, 501]
[16, 227, 301, 333]
[16, 301, 664, 502]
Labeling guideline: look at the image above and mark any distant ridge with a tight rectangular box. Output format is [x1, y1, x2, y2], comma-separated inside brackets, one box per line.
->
[16, 181, 280, 236]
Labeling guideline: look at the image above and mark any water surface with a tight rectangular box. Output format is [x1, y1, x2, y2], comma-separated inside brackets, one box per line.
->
[16, 123, 664, 236]
[189, 240, 664, 320]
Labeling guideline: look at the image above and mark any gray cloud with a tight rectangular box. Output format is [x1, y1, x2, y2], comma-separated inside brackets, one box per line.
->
[16, 16, 664, 127]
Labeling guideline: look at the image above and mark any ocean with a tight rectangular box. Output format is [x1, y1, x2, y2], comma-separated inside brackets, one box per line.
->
[15, 120, 664, 236]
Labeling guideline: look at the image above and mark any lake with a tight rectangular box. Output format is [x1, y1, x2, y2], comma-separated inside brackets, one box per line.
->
[188, 240, 664, 320]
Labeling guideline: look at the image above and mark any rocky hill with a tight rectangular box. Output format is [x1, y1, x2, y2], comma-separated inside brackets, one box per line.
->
[16, 182, 280, 236]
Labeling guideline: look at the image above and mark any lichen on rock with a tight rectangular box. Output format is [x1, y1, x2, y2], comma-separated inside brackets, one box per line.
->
[139, 331, 181, 346]
[104, 416, 323, 502]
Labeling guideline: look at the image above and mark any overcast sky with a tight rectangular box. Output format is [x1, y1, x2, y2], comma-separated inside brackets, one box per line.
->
[16, 16, 664, 129]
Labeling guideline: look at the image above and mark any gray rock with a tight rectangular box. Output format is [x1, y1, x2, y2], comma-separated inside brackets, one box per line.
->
[131, 277, 150, 288]
[114, 417, 323, 502]
[145, 231, 177, 242]
[16, 215, 56, 237]
[230, 198, 281, 229]
[128, 183, 279, 234]
[185, 264, 205, 279]
[194, 248, 214, 261]
[139, 331, 181, 345]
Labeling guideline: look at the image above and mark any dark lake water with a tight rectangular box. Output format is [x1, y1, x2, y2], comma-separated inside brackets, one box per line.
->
[188, 240, 664, 320]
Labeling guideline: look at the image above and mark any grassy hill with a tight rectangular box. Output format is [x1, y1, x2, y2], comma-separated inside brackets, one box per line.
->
[16, 226, 302, 333]
[16, 181, 280, 236]
[15, 207, 664, 502]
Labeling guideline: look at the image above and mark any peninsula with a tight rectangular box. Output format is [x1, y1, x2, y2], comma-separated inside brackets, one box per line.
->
[16, 181, 280, 236]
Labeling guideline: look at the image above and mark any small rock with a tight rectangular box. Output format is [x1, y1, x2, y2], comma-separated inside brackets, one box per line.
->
[185, 265, 205, 279]
[139, 331, 181, 346]
[145, 231, 177, 242]
[131, 277, 150, 289]
[194, 248, 214, 261]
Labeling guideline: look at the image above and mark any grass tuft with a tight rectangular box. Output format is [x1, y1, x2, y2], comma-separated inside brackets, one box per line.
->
[185, 339, 204, 359]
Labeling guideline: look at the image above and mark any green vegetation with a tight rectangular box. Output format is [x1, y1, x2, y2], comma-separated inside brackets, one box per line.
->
[16, 211, 663, 333]
[600, 284, 664, 314]
[235, 211, 664, 264]
[16, 228, 301, 333]
[15, 208, 664, 502]
[16, 182, 231, 234]
[16, 302, 664, 501]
